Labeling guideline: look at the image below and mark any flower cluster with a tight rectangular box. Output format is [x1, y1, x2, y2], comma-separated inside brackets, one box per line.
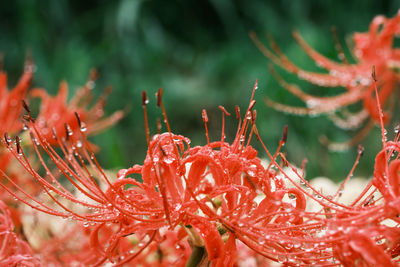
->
[1, 73, 400, 266]
[251, 11, 400, 150]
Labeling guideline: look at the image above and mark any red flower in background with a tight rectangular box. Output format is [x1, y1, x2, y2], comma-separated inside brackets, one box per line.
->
[0, 200, 39, 266]
[30, 69, 124, 146]
[0, 60, 125, 260]
[0, 64, 124, 198]
[251, 11, 400, 150]
[0, 59, 33, 174]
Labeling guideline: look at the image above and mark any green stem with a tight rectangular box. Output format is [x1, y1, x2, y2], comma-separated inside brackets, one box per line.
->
[186, 246, 206, 267]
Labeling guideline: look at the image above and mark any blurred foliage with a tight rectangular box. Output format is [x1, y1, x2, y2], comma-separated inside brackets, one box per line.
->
[0, 0, 399, 180]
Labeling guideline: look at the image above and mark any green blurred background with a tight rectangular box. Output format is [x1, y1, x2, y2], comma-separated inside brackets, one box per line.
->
[1, 0, 399, 181]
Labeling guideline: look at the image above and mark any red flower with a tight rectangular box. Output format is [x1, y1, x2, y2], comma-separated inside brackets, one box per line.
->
[0, 200, 39, 266]
[30, 69, 124, 146]
[2, 82, 400, 266]
[252, 11, 400, 149]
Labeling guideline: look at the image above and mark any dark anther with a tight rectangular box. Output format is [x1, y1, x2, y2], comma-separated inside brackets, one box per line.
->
[22, 100, 31, 114]
[371, 65, 377, 82]
[160, 146, 167, 156]
[358, 144, 364, 156]
[281, 125, 289, 144]
[156, 88, 163, 107]
[64, 123, 71, 141]
[235, 105, 240, 120]
[4, 132, 10, 145]
[142, 91, 148, 107]
[74, 112, 82, 128]
[16, 136, 21, 155]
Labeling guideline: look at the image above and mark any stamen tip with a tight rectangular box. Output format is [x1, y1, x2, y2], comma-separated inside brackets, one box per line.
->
[22, 100, 31, 114]
[358, 144, 364, 156]
[74, 112, 82, 128]
[202, 109, 209, 123]
[282, 125, 289, 144]
[142, 91, 149, 107]
[371, 65, 377, 82]
[156, 88, 163, 107]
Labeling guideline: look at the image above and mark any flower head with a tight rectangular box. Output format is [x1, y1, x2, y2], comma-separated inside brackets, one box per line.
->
[0, 200, 39, 266]
[30, 69, 124, 146]
[252, 11, 400, 150]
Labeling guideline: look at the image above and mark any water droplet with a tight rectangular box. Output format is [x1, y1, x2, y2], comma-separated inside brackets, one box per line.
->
[80, 122, 87, 132]
[163, 157, 174, 164]
[277, 255, 287, 263]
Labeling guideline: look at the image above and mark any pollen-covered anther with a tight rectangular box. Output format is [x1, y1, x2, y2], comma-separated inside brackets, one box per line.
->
[51, 127, 58, 141]
[86, 68, 98, 89]
[202, 109, 208, 123]
[248, 100, 256, 111]
[235, 105, 240, 120]
[3, 132, 10, 146]
[64, 123, 72, 140]
[218, 105, 231, 116]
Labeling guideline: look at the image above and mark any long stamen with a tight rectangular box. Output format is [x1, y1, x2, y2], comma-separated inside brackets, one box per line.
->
[156, 88, 172, 133]
[142, 90, 150, 147]
[218, 105, 230, 147]
[202, 109, 210, 145]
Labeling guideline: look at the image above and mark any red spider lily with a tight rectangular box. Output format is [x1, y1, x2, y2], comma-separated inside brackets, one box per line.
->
[30, 69, 124, 146]
[1, 77, 400, 266]
[0, 200, 39, 266]
[251, 11, 400, 150]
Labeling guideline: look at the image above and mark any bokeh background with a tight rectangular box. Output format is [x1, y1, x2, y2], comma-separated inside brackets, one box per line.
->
[1, 0, 399, 181]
